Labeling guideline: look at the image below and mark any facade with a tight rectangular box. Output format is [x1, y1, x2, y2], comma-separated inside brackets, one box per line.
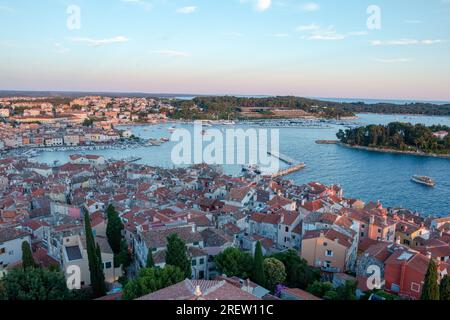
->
[0, 229, 31, 268]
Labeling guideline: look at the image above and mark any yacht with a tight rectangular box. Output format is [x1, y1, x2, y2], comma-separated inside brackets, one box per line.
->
[411, 175, 435, 187]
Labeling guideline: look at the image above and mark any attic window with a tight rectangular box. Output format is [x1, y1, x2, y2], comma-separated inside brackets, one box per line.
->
[323, 242, 328, 247]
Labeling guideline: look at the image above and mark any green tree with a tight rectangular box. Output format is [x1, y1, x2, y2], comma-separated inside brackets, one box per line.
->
[114, 239, 131, 269]
[215, 247, 254, 279]
[421, 258, 440, 300]
[440, 275, 450, 300]
[307, 281, 334, 298]
[123, 265, 184, 300]
[82, 118, 94, 127]
[263, 258, 286, 292]
[271, 249, 319, 289]
[21, 241, 37, 269]
[95, 244, 107, 295]
[1, 268, 70, 300]
[165, 234, 191, 278]
[106, 204, 123, 255]
[84, 211, 106, 298]
[335, 280, 357, 300]
[252, 242, 265, 286]
[146, 248, 155, 268]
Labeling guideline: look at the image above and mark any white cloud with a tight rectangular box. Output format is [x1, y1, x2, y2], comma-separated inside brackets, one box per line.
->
[299, 2, 320, 12]
[296, 24, 320, 32]
[255, 0, 272, 12]
[372, 58, 413, 63]
[239, 0, 271, 12]
[69, 36, 129, 46]
[176, 6, 197, 14]
[301, 25, 367, 41]
[371, 39, 448, 46]
[153, 50, 190, 57]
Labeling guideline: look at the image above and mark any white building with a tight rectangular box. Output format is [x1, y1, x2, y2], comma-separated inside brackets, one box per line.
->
[0, 229, 31, 269]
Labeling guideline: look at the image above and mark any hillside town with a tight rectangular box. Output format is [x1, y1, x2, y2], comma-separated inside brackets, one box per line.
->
[0, 96, 172, 152]
[0, 155, 449, 300]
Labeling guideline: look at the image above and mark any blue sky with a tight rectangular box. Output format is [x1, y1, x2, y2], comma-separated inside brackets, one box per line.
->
[1, 0, 450, 100]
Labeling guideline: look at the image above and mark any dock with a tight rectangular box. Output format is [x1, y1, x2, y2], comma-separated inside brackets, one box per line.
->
[267, 151, 297, 165]
[124, 157, 142, 163]
[265, 151, 306, 178]
[269, 163, 306, 178]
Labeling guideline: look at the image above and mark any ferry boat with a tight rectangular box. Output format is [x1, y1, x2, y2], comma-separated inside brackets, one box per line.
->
[411, 175, 435, 187]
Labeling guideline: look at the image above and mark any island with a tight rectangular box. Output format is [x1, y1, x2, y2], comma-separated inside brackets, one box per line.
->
[336, 122, 450, 157]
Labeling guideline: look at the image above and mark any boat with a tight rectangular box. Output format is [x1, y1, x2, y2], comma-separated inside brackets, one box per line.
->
[160, 138, 170, 142]
[411, 175, 435, 187]
[242, 165, 262, 175]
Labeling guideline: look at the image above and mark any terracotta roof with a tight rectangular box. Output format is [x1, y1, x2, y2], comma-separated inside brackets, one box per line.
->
[137, 279, 260, 300]
[281, 287, 322, 300]
[303, 229, 353, 248]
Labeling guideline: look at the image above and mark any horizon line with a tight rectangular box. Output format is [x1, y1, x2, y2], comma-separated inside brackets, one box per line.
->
[0, 89, 450, 104]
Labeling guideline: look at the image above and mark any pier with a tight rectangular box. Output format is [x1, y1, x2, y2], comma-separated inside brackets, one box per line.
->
[269, 163, 306, 178]
[267, 151, 297, 165]
[265, 151, 306, 178]
[124, 157, 142, 163]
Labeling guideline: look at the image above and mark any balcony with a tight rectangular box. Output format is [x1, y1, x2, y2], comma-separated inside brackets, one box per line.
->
[321, 266, 341, 273]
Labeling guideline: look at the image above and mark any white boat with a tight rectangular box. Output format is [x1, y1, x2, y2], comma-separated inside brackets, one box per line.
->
[411, 175, 435, 187]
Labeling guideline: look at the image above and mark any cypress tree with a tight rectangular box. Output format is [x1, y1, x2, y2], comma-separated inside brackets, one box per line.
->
[21, 241, 37, 269]
[84, 212, 106, 298]
[146, 248, 155, 268]
[440, 275, 450, 300]
[421, 258, 440, 300]
[165, 234, 191, 278]
[106, 204, 123, 254]
[252, 241, 265, 286]
[95, 243, 107, 295]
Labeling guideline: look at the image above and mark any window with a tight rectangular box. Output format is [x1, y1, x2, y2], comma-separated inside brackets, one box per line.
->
[361, 224, 365, 229]
[324, 261, 332, 268]
[192, 259, 197, 266]
[105, 262, 112, 269]
[0, 248, 5, 254]
[323, 242, 328, 247]
[285, 226, 289, 232]
[411, 282, 421, 293]
[8, 251, 14, 255]
[378, 228, 382, 234]
[199, 258, 205, 265]
[325, 250, 333, 257]
[193, 242, 199, 246]
[361, 232, 365, 237]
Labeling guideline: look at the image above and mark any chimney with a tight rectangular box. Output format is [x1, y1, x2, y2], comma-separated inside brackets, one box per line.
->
[370, 215, 375, 225]
[194, 285, 202, 297]
[426, 252, 432, 260]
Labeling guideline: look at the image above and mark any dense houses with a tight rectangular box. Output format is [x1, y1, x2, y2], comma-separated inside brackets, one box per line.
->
[0, 96, 172, 152]
[0, 155, 449, 300]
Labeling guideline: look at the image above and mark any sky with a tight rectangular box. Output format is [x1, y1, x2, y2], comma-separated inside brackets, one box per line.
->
[0, 0, 450, 101]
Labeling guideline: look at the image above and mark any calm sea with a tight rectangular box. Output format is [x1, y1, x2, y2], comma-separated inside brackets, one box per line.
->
[33, 114, 450, 217]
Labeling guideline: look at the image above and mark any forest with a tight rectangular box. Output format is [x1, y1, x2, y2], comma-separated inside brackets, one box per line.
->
[167, 96, 450, 120]
[336, 122, 450, 154]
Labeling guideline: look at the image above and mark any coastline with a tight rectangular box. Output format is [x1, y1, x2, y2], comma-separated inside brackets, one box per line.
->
[338, 142, 450, 159]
